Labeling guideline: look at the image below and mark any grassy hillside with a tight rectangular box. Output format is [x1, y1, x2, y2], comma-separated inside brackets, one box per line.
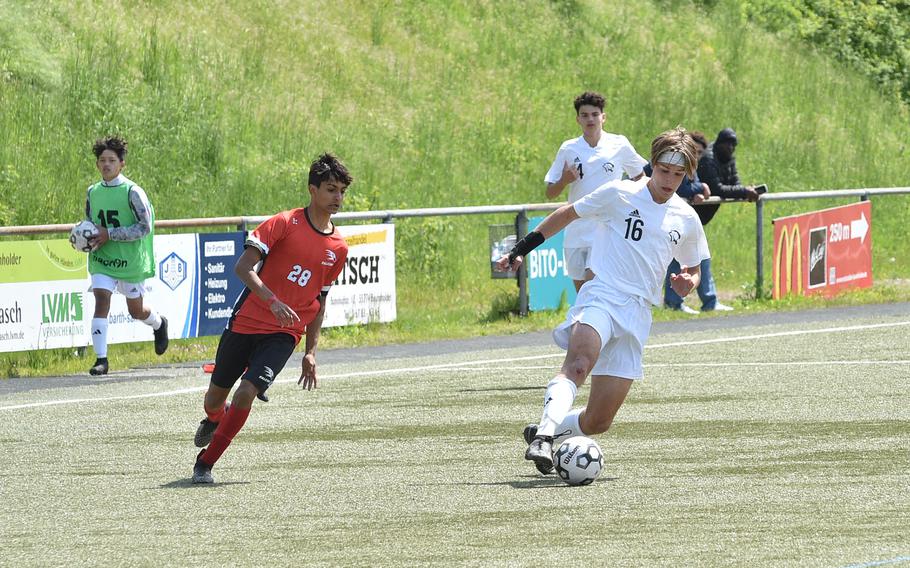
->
[1, 0, 909, 311]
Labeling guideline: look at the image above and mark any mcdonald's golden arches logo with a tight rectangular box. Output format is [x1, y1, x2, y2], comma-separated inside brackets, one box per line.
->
[773, 223, 802, 299]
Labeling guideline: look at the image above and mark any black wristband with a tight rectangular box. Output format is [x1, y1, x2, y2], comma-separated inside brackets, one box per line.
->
[508, 230, 545, 263]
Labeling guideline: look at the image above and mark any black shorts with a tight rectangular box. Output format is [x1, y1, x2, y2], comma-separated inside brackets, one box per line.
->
[211, 329, 296, 394]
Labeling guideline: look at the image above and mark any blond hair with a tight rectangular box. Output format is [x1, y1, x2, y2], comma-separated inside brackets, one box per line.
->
[650, 127, 698, 178]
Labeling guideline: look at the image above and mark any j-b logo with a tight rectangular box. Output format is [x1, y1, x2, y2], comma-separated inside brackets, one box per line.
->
[42, 292, 83, 323]
[773, 224, 802, 299]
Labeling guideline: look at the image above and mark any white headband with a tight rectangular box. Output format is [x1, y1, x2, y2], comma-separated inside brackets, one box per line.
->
[656, 151, 687, 167]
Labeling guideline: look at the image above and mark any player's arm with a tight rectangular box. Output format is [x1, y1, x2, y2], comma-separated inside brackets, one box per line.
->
[545, 162, 579, 199]
[298, 291, 328, 391]
[101, 186, 153, 244]
[496, 203, 579, 271]
[234, 246, 300, 327]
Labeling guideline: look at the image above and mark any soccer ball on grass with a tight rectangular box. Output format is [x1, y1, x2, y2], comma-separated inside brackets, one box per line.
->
[554, 436, 603, 486]
[69, 220, 99, 252]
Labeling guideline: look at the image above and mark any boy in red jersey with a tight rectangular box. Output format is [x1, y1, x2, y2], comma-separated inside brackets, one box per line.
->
[191, 153, 352, 484]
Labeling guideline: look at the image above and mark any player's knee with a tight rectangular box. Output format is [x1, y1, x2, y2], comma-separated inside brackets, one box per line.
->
[568, 355, 594, 381]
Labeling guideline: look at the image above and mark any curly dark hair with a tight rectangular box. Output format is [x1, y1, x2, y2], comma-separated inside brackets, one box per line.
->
[573, 91, 606, 113]
[92, 136, 128, 160]
[690, 131, 709, 150]
[308, 153, 353, 187]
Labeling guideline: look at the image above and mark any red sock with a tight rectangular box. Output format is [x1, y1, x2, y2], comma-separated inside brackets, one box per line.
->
[199, 405, 251, 466]
[205, 402, 229, 423]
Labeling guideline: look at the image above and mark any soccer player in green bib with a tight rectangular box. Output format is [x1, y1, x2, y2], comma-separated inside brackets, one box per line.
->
[83, 136, 168, 375]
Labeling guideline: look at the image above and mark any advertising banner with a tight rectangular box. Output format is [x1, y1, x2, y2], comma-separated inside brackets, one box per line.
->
[0, 224, 397, 352]
[196, 233, 246, 337]
[772, 201, 872, 299]
[527, 216, 576, 311]
[81, 234, 200, 345]
[0, 240, 90, 352]
[323, 224, 396, 327]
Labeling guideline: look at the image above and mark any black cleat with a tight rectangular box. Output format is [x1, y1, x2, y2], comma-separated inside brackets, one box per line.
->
[522, 423, 538, 445]
[194, 418, 218, 448]
[154, 316, 169, 355]
[89, 358, 109, 376]
[192, 451, 214, 484]
[525, 436, 554, 475]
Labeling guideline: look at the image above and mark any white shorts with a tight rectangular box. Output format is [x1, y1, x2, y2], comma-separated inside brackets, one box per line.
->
[564, 247, 591, 281]
[552, 279, 651, 380]
[90, 273, 149, 299]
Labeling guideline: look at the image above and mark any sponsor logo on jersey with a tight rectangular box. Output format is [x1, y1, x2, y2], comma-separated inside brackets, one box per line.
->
[629, 209, 641, 218]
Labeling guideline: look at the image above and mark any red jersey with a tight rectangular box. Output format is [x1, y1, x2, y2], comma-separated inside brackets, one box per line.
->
[228, 208, 348, 343]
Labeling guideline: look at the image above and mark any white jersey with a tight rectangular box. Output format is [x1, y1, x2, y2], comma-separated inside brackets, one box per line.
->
[573, 178, 710, 306]
[545, 132, 647, 248]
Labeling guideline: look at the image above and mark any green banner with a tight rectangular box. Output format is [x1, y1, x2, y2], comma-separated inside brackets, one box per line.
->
[0, 240, 88, 283]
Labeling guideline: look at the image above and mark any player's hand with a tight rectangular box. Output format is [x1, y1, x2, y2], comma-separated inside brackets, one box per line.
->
[269, 297, 301, 327]
[496, 254, 522, 272]
[670, 266, 696, 297]
[743, 187, 759, 203]
[90, 226, 110, 251]
[298, 353, 317, 391]
[702, 183, 711, 198]
[560, 161, 580, 184]
[691, 194, 706, 205]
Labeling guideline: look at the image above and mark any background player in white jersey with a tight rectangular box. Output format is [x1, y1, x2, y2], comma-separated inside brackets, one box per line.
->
[499, 127, 709, 475]
[544, 91, 648, 291]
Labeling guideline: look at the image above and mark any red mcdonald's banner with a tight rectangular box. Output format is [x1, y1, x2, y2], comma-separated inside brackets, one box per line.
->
[772, 201, 872, 299]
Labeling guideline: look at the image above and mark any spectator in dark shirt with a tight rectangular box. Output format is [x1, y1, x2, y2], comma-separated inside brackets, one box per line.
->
[695, 127, 760, 226]
[648, 131, 732, 314]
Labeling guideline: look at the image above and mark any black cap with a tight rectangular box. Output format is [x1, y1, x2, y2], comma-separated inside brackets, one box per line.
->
[716, 128, 738, 145]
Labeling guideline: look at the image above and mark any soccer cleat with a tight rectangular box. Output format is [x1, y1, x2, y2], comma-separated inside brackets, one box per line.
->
[194, 418, 218, 448]
[522, 423, 538, 445]
[154, 316, 169, 355]
[679, 304, 700, 315]
[525, 436, 555, 475]
[89, 358, 109, 376]
[711, 302, 735, 312]
[192, 451, 214, 484]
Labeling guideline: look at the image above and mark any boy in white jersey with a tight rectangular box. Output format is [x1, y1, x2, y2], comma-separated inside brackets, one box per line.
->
[498, 127, 709, 474]
[82, 136, 168, 376]
[544, 91, 648, 291]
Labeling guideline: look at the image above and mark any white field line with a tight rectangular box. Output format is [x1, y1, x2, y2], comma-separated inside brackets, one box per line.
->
[841, 556, 910, 568]
[1, 320, 908, 411]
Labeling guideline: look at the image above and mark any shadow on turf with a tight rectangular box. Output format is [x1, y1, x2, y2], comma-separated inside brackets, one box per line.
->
[158, 479, 252, 489]
[429, 475, 620, 489]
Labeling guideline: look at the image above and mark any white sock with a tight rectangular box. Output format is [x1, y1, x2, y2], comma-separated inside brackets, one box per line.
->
[91, 317, 108, 358]
[142, 311, 162, 330]
[553, 409, 584, 443]
[536, 376, 577, 437]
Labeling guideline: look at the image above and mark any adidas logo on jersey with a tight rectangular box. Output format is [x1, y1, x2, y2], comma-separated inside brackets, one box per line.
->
[629, 209, 641, 218]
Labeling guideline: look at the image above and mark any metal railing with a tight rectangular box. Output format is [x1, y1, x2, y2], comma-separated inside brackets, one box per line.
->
[2, 187, 908, 313]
